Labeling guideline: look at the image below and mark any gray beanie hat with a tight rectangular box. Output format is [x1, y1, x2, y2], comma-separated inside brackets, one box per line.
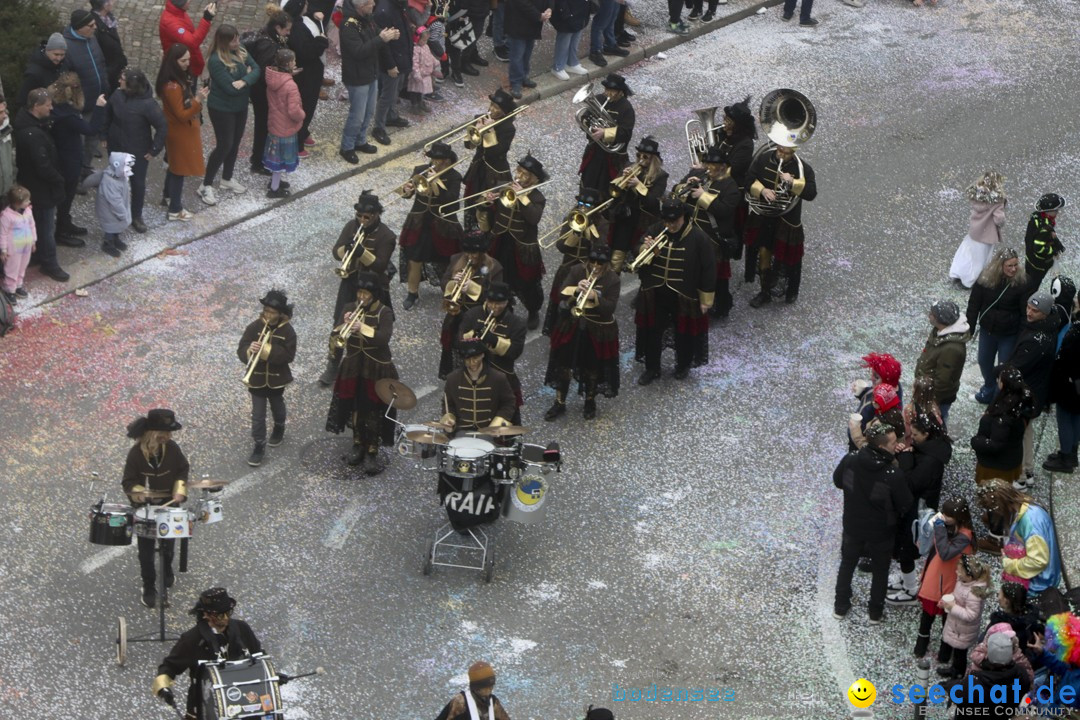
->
[1029, 291, 1055, 313]
[986, 633, 1013, 666]
[930, 299, 960, 327]
[45, 33, 68, 52]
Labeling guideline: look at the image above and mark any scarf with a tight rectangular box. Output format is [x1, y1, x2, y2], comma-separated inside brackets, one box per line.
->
[463, 691, 494, 720]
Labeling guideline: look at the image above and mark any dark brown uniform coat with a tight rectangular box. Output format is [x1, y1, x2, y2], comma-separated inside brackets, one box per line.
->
[237, 318, 296, 392]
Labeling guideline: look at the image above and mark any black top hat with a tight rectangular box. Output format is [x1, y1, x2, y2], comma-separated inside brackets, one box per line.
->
[588, 243, 612, 263]
[260, 288, 293, 317]
[700, 146, 726, 165]
[353, 190, 383, 214]
[425, 141, 458, 162]
[126, 408, 183, 438]
[190, 587, 237, 616]
[1037, 193, 1067, 212]
[459, 338, 487, 358]
[601, 73, 632, 96]
[486, 281, 511, 302]
[488, 88, 518, 114]
[659, 197, 688, 220]
[585, 709, 614, 720]
[723, 95, 756, 139]
[355, 271, 381, 293]
[516, 153, 548, 182]
[576, 186, 602, 206]
[461, 230, 491, 253]
[635, 135, 661, 157]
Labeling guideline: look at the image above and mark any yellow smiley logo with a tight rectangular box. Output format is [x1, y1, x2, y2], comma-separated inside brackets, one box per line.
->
[847, 678, 876, 708]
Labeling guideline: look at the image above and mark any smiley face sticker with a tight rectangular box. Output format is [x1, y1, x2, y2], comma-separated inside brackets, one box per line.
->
[847, 678, 876, 708]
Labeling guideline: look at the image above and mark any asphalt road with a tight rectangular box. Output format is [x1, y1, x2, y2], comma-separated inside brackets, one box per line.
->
[1, 1, 1078, 718]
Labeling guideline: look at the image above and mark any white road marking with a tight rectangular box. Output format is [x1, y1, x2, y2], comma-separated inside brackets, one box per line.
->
[322, 498, 367, 550]
[816, 529, 855, 697]
[79, 545, 131, 574]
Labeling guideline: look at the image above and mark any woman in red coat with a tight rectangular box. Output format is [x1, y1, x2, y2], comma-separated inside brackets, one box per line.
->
[156, 44, 208, 221]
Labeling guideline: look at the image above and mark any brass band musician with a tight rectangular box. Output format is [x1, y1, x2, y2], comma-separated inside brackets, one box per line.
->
[480, 153, 548, 330]
[237, 290, 297, 468]
[320, 191, 397, 386]
[398, 142, 464, 311]
[579, 73, 635, 198]
[461, 89, 519, 230]
[544, 243, 621, 421]
[439, 339, 517, 434]
[325, 272, 399, 474]
[713, 98, 758, 282]
[541, 187, 610, 336]
[608, 135, 668, 273]
[439, 230, 504, 379]
[459, 281, 526, 424]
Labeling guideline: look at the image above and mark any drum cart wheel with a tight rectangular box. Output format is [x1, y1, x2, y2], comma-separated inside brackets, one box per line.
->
[115, 616, 128, 666]
[483, 550, 494, 583]
[423, 543, 434, 576]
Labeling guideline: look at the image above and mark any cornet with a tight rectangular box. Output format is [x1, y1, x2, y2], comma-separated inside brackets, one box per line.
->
[442, 264, 477, 315]
[335, 227, 366, 278]
[570, 267, 601, 317]
[242, 321, 273, 386]
[627, 229, 669, 272]
[477, 309, 498, 340]
[330, 307, 366, 350]
[610, 161, 645, 198]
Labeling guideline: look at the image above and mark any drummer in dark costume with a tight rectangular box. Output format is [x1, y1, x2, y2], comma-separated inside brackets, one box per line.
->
[152, 587, 273, 720]
[480, 153, 548, 330]
[607, 135, 668, 274]
[714, 97, 757, 281]
[633, 197, 716, 385]
[434, 661, 511, 720]
[121, 409, 188, 610]
[399, 141, 464, 311]
[541, 187, 610, 336]
[460, 281, 526, 424]
[745, 138, 817, 308]
[325, 272, 399, 475]
[461, 89, 518, 230]
[319, 191, 397, 386]
[439, 230, 504, 379]
[439, 339, 517, 434]
[544, 243, 621, 421]
[676, 147, 740, 319]
[238, 290, 297, 469]
[578, 73, 635, 198]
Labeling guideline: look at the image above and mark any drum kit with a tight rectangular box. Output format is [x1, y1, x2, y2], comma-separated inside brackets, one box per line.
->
[374, 379, 562, 583]
[86, 472, 231, 666]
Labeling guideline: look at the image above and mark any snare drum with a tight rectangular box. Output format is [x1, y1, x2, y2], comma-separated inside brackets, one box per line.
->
[201, 655, 282, 720]
[194, 498, 223, 525]
[88, 503, 133, 546]
[440, 437, 494, 479]
[133, 506, 193, 539]
[396, 424, 447, 459]
[520, 443, 559, 474]
[489, 444, 521, 483]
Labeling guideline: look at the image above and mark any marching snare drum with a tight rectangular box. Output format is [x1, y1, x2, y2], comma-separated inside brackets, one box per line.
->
[194, 498, 223, 525]
[440, 437, 494, 479]
[489, 443, 521, 483]
[88, 502, 133, 546]
[133, 506, 193, 540]
[396, 424, 447, 459]
[201, 655, 283, 720]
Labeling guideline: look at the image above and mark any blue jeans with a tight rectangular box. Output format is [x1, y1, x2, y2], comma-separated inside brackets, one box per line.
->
[783, 0, 814, 21]
[589, 0, 618, 54]
[507, 36, 535, 90]
[553, 30, 583, 71]
[1057, 406, 1080, 455]
[976, 330, 1017, 399]
[492, 2, 506, 49]
[940, 402, 952, 427]
[341, 81, 377, 150]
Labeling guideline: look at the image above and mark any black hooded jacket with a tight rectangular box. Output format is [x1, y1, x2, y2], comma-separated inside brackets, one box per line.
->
[1051, 323, 1080, 413]
[833, 445, 913, 542]
[339, 1, 386, 86]
[1010, 307, 1067, 412]
[17, 44, 63, 107]
[12, 107, 65, 208]
[897, 435, 952, 511]
[954, 663, 1031, 714]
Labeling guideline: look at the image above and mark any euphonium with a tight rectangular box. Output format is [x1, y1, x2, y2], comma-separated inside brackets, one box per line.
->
[335, 227, 366, 278]
[573, 82, 624, 153]
[330, 307, 366, 350]
[685, 106, 719, 167]
[627, 229, 669, 272]
[571, 267, 601, 317]
[442, 263, 476, 315]
[242, 321, 273, 386]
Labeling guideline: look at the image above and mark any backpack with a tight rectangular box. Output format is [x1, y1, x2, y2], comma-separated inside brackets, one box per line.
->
[912, 507, 936, 556]
[0, 290, 13, 337]
[241, 30, 278, 70]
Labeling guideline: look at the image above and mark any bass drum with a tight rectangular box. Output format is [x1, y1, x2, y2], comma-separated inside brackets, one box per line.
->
[201, 656, 282, 720]
[502, 474, 549, 525]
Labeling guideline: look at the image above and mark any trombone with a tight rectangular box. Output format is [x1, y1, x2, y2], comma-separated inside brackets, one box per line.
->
[537, 198, 613, 249]
[569, 267, 601, 317]
[499, 178, 555, 208]
[627, 229, 669, 272]
[335, 227, 366, 278]
[242, 321, 273, 386]
[445, 181, 514, 216]
[424, 106, 528, 151]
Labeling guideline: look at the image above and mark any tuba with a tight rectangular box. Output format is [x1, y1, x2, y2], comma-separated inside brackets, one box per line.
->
[573, 82, 625, 154]
[685, 106, 719, 167]
[745, 89, 816, 218]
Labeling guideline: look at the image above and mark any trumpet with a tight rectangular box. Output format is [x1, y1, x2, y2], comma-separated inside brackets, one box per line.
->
[442, 264, 477, 315]
[335, 227, 366, 278]
[330, 307, 366, 350]
[570, 267, 601, 317]
[627, 229, 669, 272]
[477, 309, 498, 340]
[242, 321, 273, 386]
[424, 106, 528, 151]
[610, 160, 646, 198]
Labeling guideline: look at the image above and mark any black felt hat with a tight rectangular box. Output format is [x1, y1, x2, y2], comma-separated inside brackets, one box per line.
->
[425, 141, 458, 162]
[723, 95, 756, 138]
[588, 243, 611, 263]
[488, 88, 518, 114]
[461, 230, 491, 253]
[576, 186, 602, 206]
[700, 146, 726, 165]
[126, 408, 183, 438]
[516, 153, 548, 182]
[260, 288, 293, 317]
[355, 271, 381, 293]
[459, 338, 487, 358]
[353, 190, 384, 214]
[1037, 193, 1066, 212]
[486, 281, 511, 302]
[190, 587, 237, 616]
[659, 197, 689, 220]
[600, 73, 632, 96]
[635, 135, 660, 156]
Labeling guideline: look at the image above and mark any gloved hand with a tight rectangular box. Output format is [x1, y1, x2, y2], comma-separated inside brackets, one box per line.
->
[278, 673, 291, 686]
[158, 688, 176, 707]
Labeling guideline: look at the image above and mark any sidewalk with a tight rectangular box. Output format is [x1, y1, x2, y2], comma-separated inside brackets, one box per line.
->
[26, 0, 779, 311]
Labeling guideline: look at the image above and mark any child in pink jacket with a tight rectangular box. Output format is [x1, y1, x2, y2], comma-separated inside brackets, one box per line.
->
[938, 554, 991, 679]
[264, 49, 306, 199]
[407, 26, 440, 115]
[0, 185, 37, 305]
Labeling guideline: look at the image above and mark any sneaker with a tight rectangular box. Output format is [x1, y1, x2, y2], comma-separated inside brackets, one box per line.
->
[702, 10, 715, 20]
[57, 221, 88, 237]
[248, 442, 266, 467]
[56, 234, 87, 248]
[298, 149, 311, 159]
[842, 0, 864, 6]
[566, 64, 588, 76]
[868, 610, 884, 625]
[373, 127, 391, 145]
[668, 21, 690, 35]
[101, 240, 121, 258]
[269, 424, 285, 447]
[799, 17, 820, 25]
[833, 606, 849, 620]
[452, 72, 464, 88]
[1012, 476, 1034, 491]
[355, 143, 378, 154]
[885, 589, 919, 606]
[167, 209, 195, 222]
[935, 664, 958, 679]
[251, 165, 273, 176]
[471, 54, 489, 67]
[688, 10, 702, 20]
[141, 586, 158, 609]
[552, 69, 570, 80]
[603, 46, 630, 57]
[220, 178, 247, 194]
[493, 46, 510, 62]
[974, 387, 993, 404]
[434, 75, 445, 85]
[617, 37, 632, 48]
[426, 91, 446, 102]
[267, 187, 291, 199]
[403, 292, 419, 310]
[303, 136, 316, 147]
[588, 52, 608, 67]
[131, 217, 148, 233]
[619, 29, 636, 42]
[544, 402, 566, 421]
[782, 12, 793, 19]
[14, 287, 28, 299]
[387, 116, 410, 128]
[196, 185, 218, 206]
[267, 180, 291, 190]
[522, 78, 537, 88]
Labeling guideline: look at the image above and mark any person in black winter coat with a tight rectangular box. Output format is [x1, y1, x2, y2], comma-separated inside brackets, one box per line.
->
[50, 73, 107, 242]
[13, 91, 70, 281]
[338, 0, 395, 163]
[18, 35, 67, 108]
[1045, 282, 1080, 473]
[971, 365, 1034, 487]
[504, 0, 551, 97]
[966, 246, 1033, 404]
[247, 8, 292, 175]
[833, 423, 913, 623]
[282, 0, 330, 147]
[372, 0, 413, 144]
[105, 68, 167, 233]
[90, 0, 128, 94]
[549, 0, 590, 76]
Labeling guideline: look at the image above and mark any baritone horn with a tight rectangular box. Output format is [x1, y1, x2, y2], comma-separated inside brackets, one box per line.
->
[573, 82, 625, 153]
[685, 105, 719, 166]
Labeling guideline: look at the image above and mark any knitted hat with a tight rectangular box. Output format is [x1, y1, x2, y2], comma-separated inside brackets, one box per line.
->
[861, 352, 901, 386]
[872, 383, 900, 413]
[1028, 291, 1054, 314]
[986, 633, 1014, 666]
[71, 9, 96, 29]
[930, 299, 960, 326]
[45, 33, 68, 52]
[468, 661, 496, 688]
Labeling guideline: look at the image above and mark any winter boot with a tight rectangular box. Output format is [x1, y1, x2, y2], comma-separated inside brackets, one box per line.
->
[319, 355, 339, 386]
[247, 443, 266, 467]
[268, 424, 285, 447]
[913, 633, 930, 658]
[583, 397, 597, 420]
[347, 444, 365, 466]
[1044, 450, 1075, 473]
[141, 584, 158, 609]
[362, 448, 382, 475]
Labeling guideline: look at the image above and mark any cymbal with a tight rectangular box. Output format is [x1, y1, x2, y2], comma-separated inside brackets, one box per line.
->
[188, 479, 230, 490]
[424, 420, 453, 431]
[374, 378, 417, 410]
[475, 425, 530, 437]
[406, 430, 449, 445]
